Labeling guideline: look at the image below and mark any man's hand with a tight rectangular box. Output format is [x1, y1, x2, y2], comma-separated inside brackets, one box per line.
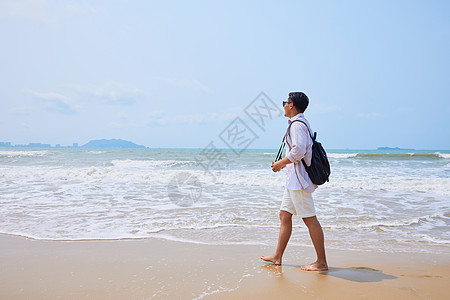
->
[271, 160, 286, 172]
[271, 156, 293, 172]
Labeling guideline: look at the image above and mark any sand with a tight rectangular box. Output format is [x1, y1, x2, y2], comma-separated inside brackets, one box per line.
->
[0, 234, 449, 299]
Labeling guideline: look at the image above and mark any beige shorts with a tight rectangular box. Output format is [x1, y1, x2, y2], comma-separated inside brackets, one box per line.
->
[280, 188, 316, 218]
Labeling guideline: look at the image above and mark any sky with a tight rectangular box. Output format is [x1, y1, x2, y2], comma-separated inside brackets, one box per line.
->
[1, 0, 449, 150]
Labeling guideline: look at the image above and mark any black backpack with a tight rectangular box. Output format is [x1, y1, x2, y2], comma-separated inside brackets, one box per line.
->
[275, 120, 331, 185]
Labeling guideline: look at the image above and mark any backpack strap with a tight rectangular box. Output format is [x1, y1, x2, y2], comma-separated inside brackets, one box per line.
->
[289, 120, 315, 141]
[275, 135, 286, 162]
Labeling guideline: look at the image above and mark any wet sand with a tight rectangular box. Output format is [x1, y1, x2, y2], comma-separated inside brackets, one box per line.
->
[0, 234, 448, 299]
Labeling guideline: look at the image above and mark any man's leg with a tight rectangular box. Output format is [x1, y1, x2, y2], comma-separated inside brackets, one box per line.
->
[260, 210, 292, 265]
[301, 216, 328, 271]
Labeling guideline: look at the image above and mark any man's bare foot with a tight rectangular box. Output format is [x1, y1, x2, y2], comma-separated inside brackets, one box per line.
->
[300, 261, 328, 271]
[260, 254, 282, 265]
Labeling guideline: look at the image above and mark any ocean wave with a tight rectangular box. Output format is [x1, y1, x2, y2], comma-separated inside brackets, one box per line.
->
[0, 165, 447, 194]
[324, 214, 444, 230]
[257, 152, 276, 156]
[417, 234, 450, 244]
[0, 150, 53, 157]
[0, 231, 270, 247]
[325, 176, 450, 196]
[3, 221, 448, 249]
[1, 148, 449, 255]
[328, 153, 358, 159]
[327, 152, 450, 160]
[110, 159, 196, 168]
[436, 152, 450, 159]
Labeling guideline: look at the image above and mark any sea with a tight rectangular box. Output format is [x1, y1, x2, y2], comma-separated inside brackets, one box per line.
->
[0, 147, 449, 254]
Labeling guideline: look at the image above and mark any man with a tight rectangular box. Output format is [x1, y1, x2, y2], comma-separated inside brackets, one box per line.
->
[260, 92, 328, 271]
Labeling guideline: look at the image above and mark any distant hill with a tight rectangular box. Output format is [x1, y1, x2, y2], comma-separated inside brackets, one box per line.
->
[81, 139, 147, 149]
[377, 147, 415, 151]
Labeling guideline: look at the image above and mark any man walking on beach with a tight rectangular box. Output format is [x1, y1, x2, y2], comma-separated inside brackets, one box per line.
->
[260, 92, 328, 271]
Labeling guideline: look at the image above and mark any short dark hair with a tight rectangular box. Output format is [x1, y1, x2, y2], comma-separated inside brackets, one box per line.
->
[288, 92, 309, 113]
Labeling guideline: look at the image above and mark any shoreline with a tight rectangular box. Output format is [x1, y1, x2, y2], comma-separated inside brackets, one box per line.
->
[2, 231, 448, 255]
[1, 233, 449, 299]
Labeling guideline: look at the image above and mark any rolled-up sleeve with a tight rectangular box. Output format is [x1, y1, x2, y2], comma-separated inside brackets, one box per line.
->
[286, 122, 308, 163]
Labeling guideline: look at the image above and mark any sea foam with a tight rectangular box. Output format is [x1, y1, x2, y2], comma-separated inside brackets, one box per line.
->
[0, 150, 53, 157]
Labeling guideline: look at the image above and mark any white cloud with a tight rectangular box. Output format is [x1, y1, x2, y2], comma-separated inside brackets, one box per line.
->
[8, 105, 34, 115]
[356, 112, 384, 119]
[0, 0, 100, 24]
[145, 110, 169, 125]
[25, 89, 79, 114]
[68, 82, 144, 106]
[0, 0, 55, 23]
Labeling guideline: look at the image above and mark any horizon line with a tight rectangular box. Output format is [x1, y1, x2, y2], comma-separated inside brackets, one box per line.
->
[0, 146, 449, 151]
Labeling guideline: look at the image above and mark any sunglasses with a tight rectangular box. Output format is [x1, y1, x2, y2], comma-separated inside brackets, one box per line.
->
[283, 101, 293, 106]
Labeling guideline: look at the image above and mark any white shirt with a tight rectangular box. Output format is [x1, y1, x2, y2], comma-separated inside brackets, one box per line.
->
[284, 113, 317, 192]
